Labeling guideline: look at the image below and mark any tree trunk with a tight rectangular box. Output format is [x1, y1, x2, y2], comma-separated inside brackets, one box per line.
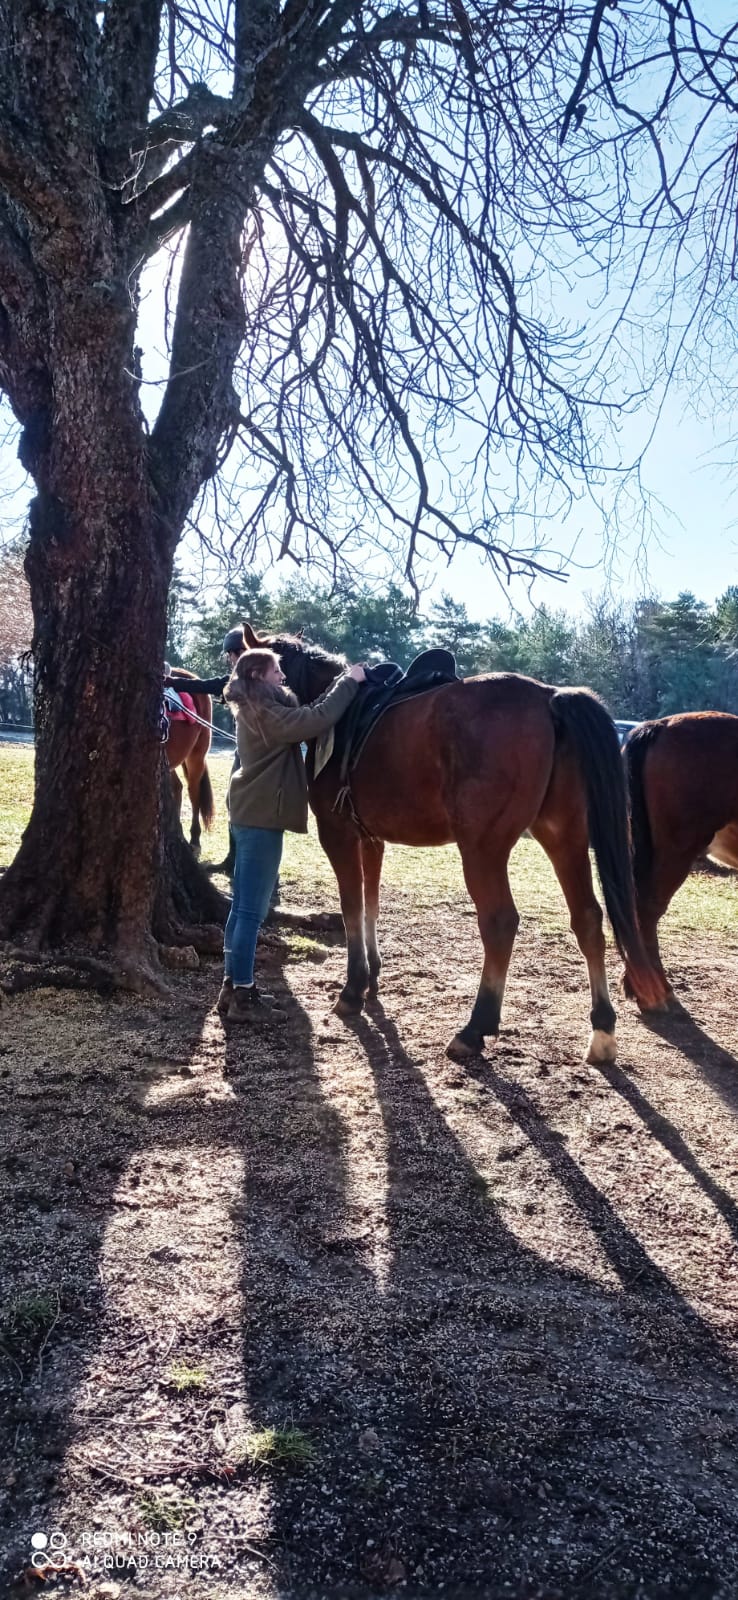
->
[0, 488, 227, 993]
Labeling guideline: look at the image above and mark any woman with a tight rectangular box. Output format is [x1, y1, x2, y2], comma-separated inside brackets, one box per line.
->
[219, 646, 365, 1022]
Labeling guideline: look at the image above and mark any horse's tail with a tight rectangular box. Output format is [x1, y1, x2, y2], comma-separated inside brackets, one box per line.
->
[621, 721, 660, 890]
[550, 689, 668, 1009]
[199, 768, 215, 831]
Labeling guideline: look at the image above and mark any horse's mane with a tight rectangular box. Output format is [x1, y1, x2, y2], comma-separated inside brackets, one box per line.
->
[269, 632, 345, 702]
[272, 632, 345, 668]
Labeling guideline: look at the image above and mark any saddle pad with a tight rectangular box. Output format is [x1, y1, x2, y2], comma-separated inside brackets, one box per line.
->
[165, 689, 197, 723]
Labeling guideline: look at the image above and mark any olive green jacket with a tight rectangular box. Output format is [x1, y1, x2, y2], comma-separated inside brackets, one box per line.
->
[228, 673, 359, 833]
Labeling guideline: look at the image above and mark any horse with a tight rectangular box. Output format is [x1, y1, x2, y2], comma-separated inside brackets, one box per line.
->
[623, 712, 738, 1002]
[242, 624, 669, 1062]
[164, 669, 215, 855]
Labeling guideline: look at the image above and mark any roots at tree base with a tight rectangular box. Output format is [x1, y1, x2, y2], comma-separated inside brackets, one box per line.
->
[0, 803, 229, 998]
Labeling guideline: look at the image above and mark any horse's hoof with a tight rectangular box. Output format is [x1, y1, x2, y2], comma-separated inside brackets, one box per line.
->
[635, 994, 673, 1015]
[446, 1031, 484, 1062]
[332, 994, 364, 1018]
[585, 1028, 617, 1065]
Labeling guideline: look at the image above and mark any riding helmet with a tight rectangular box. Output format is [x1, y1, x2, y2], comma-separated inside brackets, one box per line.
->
[222, 625, 246, 656]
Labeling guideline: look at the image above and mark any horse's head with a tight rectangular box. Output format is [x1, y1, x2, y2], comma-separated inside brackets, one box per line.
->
[242, 622, 345, 704]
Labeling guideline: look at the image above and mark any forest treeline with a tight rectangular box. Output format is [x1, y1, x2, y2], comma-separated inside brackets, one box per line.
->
[166, 571, 738, 732]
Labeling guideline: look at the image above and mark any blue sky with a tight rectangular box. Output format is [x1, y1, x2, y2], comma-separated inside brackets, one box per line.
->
[442, 395, 738, 621]
[3, 383, 736, 624]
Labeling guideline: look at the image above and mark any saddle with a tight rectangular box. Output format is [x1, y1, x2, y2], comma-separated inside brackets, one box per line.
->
[315, 649, 459, 818]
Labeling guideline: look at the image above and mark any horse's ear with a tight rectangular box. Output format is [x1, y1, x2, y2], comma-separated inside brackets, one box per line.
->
[242, 622, 262, 647]
[295, 628, 304, 640]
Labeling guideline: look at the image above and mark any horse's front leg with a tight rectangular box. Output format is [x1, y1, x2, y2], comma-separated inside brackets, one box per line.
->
[316, 817, 370, 1015]
[361, 836, 385, 996]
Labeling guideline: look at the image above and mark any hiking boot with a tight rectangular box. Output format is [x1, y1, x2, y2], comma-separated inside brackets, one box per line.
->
[215, 978, 234, 1015]
[226, 984, 282, 1022]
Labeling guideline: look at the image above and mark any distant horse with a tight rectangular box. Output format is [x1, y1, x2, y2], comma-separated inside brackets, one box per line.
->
[623, 712, 738, 1002]
[242, 624, 668, 1062]
[164, 670, 215, 856]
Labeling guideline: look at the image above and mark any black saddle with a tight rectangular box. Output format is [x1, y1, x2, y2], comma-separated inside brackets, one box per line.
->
[321, 649, 459, 804]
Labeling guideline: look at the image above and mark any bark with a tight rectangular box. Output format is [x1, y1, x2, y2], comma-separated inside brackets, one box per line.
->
[0, 480, 228, 991]
[0, 2, 235, 989]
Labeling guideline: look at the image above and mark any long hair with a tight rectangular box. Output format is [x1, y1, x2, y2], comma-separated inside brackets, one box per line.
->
[224, 648, 298, 736]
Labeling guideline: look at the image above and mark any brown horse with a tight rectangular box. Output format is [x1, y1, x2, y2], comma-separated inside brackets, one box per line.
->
[623, 712, 738, 1002]
[243, 624, 669, 1061]
[164, 670, 215, 855]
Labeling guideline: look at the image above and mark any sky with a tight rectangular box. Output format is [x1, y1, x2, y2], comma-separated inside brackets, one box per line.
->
[441, 396, 738, 622]
[3, 382, 736, 625]
[2, 7, 737, 628]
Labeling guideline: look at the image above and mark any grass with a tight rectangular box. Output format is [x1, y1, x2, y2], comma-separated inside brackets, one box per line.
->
[166, 1361, 208, 1392]
[236, 1425, 316, 1468]
[137, 1491, 199, 1532]
[0, 1288, 60, 1362]
[1, 743, 735, 939]
[281, 932, 330, 962]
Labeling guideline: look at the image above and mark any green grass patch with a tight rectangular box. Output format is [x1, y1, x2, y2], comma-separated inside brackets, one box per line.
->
[137, 1492, 198, 1532]
[237, 1425, 316, 1468]
[281, 932, 329, 962]
[166, 1361, 208, 1392]
[0, 1288, 60, 1363]
[0, 744, 34, 866]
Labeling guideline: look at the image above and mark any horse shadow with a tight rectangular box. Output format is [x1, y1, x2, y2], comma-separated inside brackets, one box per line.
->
[6, 939, 738, 1598]
[599, 1058, 738, 1246]
[637, 1006, 738, 1116]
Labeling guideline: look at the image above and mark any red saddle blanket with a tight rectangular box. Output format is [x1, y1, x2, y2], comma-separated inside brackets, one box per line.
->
[167, 689, 197, 723]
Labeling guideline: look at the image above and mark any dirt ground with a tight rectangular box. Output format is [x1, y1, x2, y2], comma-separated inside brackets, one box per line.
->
[2, 868, 738, 1600]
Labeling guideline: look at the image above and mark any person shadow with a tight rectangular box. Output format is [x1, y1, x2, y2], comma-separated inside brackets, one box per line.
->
[225, 961, 738, 1599]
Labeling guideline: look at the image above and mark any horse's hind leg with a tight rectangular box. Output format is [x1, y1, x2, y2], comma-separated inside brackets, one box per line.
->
[531, 802, 617, 1065]
[170, 769, 184, 822]
[317, 817, 369, 1015]
[626, 846, 698, 1007]
[361, 837, 384, 996]
[182, 758, 202, 856]
[448, 846, 519, 1061]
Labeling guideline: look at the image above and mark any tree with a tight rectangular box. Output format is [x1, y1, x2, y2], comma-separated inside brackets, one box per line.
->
[424, 594, 486, 677]
[0, 3, 736, 983]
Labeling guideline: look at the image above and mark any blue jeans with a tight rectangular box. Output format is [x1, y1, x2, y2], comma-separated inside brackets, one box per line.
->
[224, 826, 284, 985]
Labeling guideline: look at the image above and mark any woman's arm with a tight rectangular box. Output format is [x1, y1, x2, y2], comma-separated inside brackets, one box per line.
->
[165, 673, 228, 697]
[256, 673, 361, 745]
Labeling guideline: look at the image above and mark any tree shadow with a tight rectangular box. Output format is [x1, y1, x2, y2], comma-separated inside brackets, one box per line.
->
[0, 979, 217, 1584]
[226, 975, 738, 1597]
[6, 949, 738, 1599]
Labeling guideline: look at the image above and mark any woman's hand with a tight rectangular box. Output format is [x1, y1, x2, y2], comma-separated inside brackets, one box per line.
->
[347, 663, 367, 683]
